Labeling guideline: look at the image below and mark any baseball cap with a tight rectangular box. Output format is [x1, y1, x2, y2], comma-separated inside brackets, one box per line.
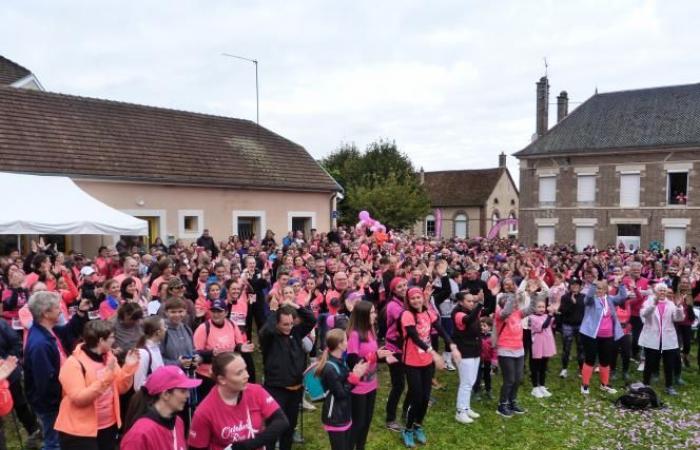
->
[80, 266, 96, 277]
[144, 366, 201, 395]
[211, 299, 227, 311]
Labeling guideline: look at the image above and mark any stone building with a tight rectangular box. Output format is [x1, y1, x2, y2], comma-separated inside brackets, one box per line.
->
[413, 154, 519, 239]
[514, 76, 700, 250]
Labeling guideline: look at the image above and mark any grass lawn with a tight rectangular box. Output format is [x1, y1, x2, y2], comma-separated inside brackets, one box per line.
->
[4, 345, 700, 449]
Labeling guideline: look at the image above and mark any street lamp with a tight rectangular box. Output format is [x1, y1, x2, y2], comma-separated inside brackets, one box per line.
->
[222, 53, 259, 125]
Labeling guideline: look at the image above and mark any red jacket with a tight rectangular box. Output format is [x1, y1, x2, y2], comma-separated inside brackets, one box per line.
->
[0, 380, 13, 416]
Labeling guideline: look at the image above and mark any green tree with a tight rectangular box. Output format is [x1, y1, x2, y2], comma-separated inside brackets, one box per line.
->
[320, 139, 430, 230]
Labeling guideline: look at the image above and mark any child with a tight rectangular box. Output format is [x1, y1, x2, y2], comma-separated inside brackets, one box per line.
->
[529, 299, 556, 398]
[473, 317, 496, 400]
[451, 292, 482, 424]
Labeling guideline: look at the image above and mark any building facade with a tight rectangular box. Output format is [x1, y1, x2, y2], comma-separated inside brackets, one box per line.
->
[413, 154, 519, 239]
[515, 77, 700, 250]
[0, 55, 340, 254]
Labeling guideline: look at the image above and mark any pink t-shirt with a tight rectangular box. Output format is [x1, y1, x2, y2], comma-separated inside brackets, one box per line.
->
[346, 331, 378, 394]
[657, 301, 667, 337]
[188, 384, 280, 450]
[82, 357, 116, 429]
[401, 309, 437, 367]
[597, 298, 613, 338]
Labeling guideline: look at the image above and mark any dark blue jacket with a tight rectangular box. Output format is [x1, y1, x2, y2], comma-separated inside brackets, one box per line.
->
[24, 313, 87, 414]
[0, 320, 21, 383]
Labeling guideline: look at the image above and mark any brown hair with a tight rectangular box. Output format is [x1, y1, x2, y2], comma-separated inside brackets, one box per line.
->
[164, 297, 187, 311]
[212, 352, 242, 379]
[82, 319, 115, 348]
[315, 328, 347, 377]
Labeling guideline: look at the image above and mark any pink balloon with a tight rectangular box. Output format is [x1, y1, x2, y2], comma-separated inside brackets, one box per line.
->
[359, 211, 370, 221]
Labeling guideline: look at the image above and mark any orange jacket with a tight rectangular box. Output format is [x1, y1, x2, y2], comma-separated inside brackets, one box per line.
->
[0, 380, 13, 416]
[54, 344, 137, 437]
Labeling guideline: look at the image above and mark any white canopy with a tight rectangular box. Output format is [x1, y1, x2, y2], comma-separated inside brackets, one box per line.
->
[0, 172, 148, 235]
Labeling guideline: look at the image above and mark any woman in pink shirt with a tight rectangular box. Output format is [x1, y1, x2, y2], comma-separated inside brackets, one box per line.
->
[98, 279, 121, 321]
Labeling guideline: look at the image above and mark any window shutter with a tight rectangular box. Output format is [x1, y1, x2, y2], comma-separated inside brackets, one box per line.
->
[539, 176, 556, 204]
[664, 227, 686, 251]
[537, 226, 555, 246]
[577, 175, 596, 203]
[620, 174, 640, 207]
[575, 226, 595, 249]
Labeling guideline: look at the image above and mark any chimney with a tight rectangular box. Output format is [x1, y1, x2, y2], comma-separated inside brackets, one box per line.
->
[557, 90, 569, 123]
[498, 152, 506, 168]
[419, 166, 425, 184]
[536, 76, 549, 138]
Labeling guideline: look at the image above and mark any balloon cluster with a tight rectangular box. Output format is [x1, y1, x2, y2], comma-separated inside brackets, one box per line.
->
[356, 210, 386, 234]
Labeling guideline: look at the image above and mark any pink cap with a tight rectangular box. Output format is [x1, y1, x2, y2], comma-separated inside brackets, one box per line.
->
[144, 365, 202, 395]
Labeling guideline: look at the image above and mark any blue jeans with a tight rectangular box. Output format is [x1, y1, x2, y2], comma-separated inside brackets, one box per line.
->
[36, 410, 60, 450]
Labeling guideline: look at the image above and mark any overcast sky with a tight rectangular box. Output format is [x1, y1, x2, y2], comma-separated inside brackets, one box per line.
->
[4, 0, 700, 186]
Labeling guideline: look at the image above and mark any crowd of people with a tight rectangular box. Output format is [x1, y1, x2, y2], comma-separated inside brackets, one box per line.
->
[0, 227, 698, 449]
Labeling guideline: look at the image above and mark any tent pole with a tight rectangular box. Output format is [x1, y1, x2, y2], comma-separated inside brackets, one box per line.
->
[17, 235, 21, 254]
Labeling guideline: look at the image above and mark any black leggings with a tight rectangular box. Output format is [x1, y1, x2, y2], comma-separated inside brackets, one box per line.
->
[328, 429, 352, 450]
[630, 316, 643, 359]
[611, 334, 632, 374]
[530, 357, 549, 387]
[404, 364, 435, 430]
[351, 390, 376, 450]
[644, 347, 678, 388]
[498, 355, 524, 405]
[473, 361, 492, 393]
[9, 378, 39, 435]
[385, 362, 406, 423]
[582, 335, 615, 367]
[59, 425, 118, 450]
[265, 386, 302, 450]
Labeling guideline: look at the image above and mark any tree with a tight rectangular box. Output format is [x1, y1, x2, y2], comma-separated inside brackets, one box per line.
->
[320, 139, 431, 230]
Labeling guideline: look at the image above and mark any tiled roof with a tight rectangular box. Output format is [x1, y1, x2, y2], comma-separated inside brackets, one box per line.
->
[422, 168, 508, 207]
[0, 55, 32, 86]
[0, 86, 340, 192]
[515, 82, 700, 157]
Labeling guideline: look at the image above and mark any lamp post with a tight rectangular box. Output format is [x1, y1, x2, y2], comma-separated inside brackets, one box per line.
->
[222, 53, 259, 125]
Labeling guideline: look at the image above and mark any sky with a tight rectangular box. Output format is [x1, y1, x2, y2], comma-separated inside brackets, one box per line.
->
[3, 0, 700, 186]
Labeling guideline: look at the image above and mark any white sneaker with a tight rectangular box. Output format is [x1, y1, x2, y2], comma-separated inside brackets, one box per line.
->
[540, 386, 552, 398]
[637, 361, 645, 372]
[531, 387, 544, 398]
[466, 409, 480, 419]
[445, 361, 456, 372]
[455, 410, 474, 424]
[594, 365, 600, 373]
[580, 385, 590, 395]
[600, 385, 617, 395]
[559, 369, 568, 378]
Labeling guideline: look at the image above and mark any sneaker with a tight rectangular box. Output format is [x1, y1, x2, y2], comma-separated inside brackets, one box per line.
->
[637, 361, 645, 372]
[594, 365, 600, 373]
[293, 430, 304, 443]
[401, 429, 416, 448]
[540, 386, 552, 398]
[600, 385, 618, 395]
[531, 387, 544, 398]
[386, 421, 403, 432]
[466, 409, 480, 419]
[509, 402, 526, 414]
[559, 368, 568, 378]
[496, 403, 513, 418]
[302, 397, 316, 411]
[675, 377, 687, 386]
[581, 385, 590, 395]
[445, 358, 456, 371]
[665, 387, 679, 396]
[455, 410, 474, 424]
[413, 426, 427, 445]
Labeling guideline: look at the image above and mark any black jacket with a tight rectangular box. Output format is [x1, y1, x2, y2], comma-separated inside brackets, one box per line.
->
[320, 355, 353, 427]
[559, 292, 586, 326]
[451, 303, 482, 358]
[260, 306, 315, 388]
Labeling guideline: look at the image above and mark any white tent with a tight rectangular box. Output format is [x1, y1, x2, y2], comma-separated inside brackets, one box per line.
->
[0, 172, 148, 235]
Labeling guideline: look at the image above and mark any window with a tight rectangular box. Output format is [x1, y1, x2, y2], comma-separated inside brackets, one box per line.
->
[577, 175, 596, 204]
[178, 209, 203, 238]
[619, 173, 640, 207]
[616, 224, 641, 251]
[575, 226, 595, 250]
[425, 215, 436, 236]
[538, 176, 556, 206]
[537, 226, 555, 246]
[508, 212, 517, 234]
[664, 227, 686, 251]
[454, 214, 468, 238]
[668, 172, 688, 205]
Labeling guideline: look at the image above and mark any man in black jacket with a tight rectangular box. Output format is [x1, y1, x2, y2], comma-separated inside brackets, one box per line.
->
[196, 229, 219, 259]
[558, 278, 585, 378]
[260, 303, 315, 450]
[461, 266, 496, 316]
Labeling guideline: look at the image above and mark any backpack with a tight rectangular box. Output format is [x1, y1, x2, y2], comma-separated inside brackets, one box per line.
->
[303, 360, 340, 401]
[615, 383, 662, 410]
